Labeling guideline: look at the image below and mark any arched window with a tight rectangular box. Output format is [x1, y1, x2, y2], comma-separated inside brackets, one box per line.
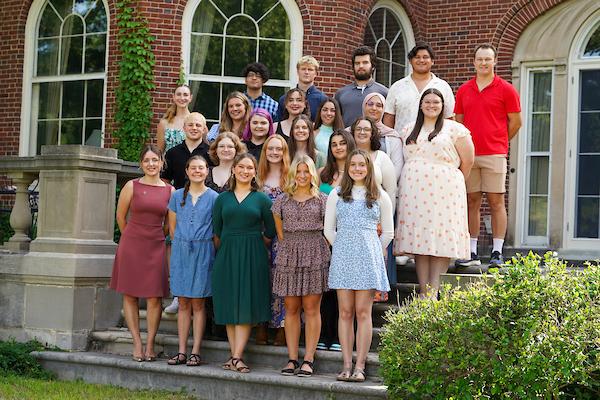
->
[583, 23, 600, 57]
[363, 1, 414, 87]
[183, 0, 302, 126]
[29, 0, 107, 154]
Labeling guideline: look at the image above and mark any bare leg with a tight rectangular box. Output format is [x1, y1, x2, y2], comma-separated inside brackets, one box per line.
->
[337, 289, 356, 370]
[300, 294, 322, 370]
[225, 324, 236, 357]
[283, 296, 302, 366]
[415, 255, 431, 298]
[467, 192, 483, 239]
[190, 298, 206, 355]
[354, 290, 374, 370]
[145, 297, 163, 358]
[123, 295, 143, 358]
[177, 297, 192, 354]
[429, 257, 450, 300]
[487, 192, 507, 240]
[232, 324, 252, 359]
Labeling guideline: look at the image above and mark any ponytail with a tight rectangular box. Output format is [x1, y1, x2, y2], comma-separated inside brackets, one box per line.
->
[180, 180, 191, 207]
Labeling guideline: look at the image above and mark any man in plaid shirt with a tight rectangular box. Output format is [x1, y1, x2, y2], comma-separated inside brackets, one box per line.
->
[242, 62, 279, 121]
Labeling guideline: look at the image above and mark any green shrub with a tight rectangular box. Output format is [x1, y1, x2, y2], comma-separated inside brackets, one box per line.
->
[0, 339, 55, 379]
[379, 252, 600, 399]
[0, 213, 14, 244]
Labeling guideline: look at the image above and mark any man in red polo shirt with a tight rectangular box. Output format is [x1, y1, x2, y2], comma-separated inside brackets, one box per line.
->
[454, 44, 522, 267]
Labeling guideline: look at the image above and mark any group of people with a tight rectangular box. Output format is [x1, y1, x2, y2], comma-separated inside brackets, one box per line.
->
[109, 42, 521, 381]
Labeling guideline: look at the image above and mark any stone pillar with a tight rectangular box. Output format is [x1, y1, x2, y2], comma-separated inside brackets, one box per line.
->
[4, 172, 37, 252]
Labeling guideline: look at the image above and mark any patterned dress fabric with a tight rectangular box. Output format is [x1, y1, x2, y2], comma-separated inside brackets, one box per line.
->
[205, 167, 230, 194]
[393, 120, 470, 259]
[110, 180, 171, 298]
[164, 127, 186, 151]
[168, 188, 218, 298]
[271, 193, 330, 296]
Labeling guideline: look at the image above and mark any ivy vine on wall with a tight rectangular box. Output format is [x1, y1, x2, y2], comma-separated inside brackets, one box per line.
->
[114, 0, 155, 161]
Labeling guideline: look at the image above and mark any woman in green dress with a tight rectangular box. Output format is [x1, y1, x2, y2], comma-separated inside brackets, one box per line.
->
[212, 153, 276, 373]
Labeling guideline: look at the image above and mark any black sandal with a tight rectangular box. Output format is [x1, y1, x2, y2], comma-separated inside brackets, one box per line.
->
[297, 360, 314, 377]
[280, 359, 299, 376]
[167, 352, 187, 365]
[232, 357, 250, 373]
[186, 353, 202, 366]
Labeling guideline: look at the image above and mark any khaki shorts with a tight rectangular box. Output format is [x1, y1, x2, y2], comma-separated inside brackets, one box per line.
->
[466, 155, 507, 193]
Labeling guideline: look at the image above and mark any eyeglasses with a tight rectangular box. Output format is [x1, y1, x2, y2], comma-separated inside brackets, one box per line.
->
[355, 127, 372, 133]
[217, 144, 235, 149]
[246, 72, 262, 79]
[366, 101, 384, 108]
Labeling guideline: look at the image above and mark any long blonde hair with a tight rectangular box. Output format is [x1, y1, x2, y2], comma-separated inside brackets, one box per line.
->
[257, 135, 290, 188]
[219, 91, 252, 137]
[285, 154, 320, 197]
[163, 85, 191, 123]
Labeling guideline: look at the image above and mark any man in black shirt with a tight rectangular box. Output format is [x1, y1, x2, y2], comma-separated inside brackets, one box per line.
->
[162, 112, 211, 189]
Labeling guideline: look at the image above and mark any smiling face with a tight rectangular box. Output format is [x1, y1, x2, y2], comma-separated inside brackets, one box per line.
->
[250, 114, 270, 140]
[420, 92, 444, 120]
[140, 150, 163, 177]
[227, 97, 246, 122]
[348, 153, 368, 183]
[292, 119, 310, 143]
[216, 137, 236, 162]
[173, 86, 192, 108]
[286, 91, 305, 117]
[409, 49, 434, 75]
[320, 101, 336, 126]
[265, 137, 284, 164]
[353, 119, 373, 148]
[233, 156, 256, 184]
[364, 96, 384, 121]
[184, 115, 207, 141]
[186, 158, 208, 184]
[330, 134, 348, 161]
[474, 48, 496, 76]
[294, 162, 311, 189]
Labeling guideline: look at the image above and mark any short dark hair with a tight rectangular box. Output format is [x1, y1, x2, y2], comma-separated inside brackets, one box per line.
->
[474, 43, 497, 58]
[241, 62, 270, 82]
[407, 42, 435, 60]
[352, 46, 377, 67]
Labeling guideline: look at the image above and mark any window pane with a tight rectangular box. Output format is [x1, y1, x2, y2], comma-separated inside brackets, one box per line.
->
[38, 82, 61, 119]
[529, 156, 549, 195]
[227, 15, 257, 37]
[51, 0, 74, 19]
[192, 0, 225, 34]
[385, 11, 401, 43]
[84, 33, 106, 73]
[369, 8, 384, 40]
[60, 119, 84, 144]
[63, 14, 84, 35]
[576, 197, 599, 238]
[62, 80, 84, 118]
[60, 35, 83, 74]
[584, 26, 600, 57]
[581, 70, 600, 111]
[37, 38, 59, 76]
[531, 113, 550, 152]
[86, 79, 104, 117]
[264, 86, 287, 106]
[85, 0, 107, 33]
[224, 37, 257, 77]
[84, 118, 102, 146]
[376, 59, 390, 87]
[578, 155, 600, 195]
[212, 0, 241, 18]
[532, 72, 552, 112]
[259, 39, 289, 80]
[189, 81, 221, 121]
[190, 35, 223, 75]
[39, 4, 61, 38]
[528, 196, 548, 237]
[74, 0, 96, 17]
[37, 120, 59, 154]
[580, 112, 600, 153]
[259, 3, 290, 39]
[245, 0, 278, 20]
[391, 39, 406, 68]
[392, 62, 405, 84]
[376, 41, 391, 61]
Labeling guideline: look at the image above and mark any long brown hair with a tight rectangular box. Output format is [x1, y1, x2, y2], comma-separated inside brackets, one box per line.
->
[163, 85, 191, 123]
[406, 88, 445, 145]
[227, 153, 260, 191]
[208, 131, 247, 165]
[181, 155, 209, 207]
[281, 88, 310, 120]
[320, 129, 355, 185]
[314, 97, 344, 130]
[219, 91, 252, 137]
[339, 149, 379, 208]
[288, 114, 317, 164]
[257, 135, 290, 188]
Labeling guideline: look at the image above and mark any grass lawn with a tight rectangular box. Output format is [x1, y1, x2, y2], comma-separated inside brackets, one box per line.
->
[0, 375, 198, 400]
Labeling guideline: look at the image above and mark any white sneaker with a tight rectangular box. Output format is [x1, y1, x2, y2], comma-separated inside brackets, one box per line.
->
[396, 256, 410, 265]
[164, 297, 179, 313]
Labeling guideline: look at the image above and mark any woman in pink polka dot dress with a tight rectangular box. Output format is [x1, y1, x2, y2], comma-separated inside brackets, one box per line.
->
[394, 88, 474, 299]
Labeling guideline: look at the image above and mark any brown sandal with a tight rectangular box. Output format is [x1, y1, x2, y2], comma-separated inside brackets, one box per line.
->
[349, 367, 366, 382]
[336, 367, 352, 381]
[222, 356, 234, 370]
[232, 357, 250, 373]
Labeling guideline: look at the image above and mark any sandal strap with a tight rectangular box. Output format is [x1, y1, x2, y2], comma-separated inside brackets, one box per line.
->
[301, 360, 314, 369]
[188, 354, 201, 362]
[288, 359, 300, 369]
[168, 352, 187, 364]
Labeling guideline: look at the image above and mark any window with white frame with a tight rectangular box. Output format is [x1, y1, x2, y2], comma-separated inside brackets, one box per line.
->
[523, 70, 553, 243]
[186, 0, 298, 126]
[32, 0, 107, 154]
[363, 4, 409, 87]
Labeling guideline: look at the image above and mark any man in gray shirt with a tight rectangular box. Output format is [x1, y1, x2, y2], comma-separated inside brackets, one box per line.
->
[335, 46, 388, 127]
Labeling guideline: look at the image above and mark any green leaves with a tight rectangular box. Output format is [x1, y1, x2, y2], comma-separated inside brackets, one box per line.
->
[379, 252, 600, 399]
[113, 0, 155, 161]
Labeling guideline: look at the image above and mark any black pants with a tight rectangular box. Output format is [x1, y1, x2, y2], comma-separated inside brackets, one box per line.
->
[319, 290, 339, 346]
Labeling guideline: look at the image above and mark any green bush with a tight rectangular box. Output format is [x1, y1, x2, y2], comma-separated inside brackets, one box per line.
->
[0, 339, 55, 379]
[0, 213, 14, 244]
[379, 252, 600, 399]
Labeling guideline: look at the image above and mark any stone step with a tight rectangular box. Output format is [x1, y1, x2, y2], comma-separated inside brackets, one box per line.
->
[397, 260, 491, 284]
[33, 351, 387, 400]
[90, 329, 381, 376]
